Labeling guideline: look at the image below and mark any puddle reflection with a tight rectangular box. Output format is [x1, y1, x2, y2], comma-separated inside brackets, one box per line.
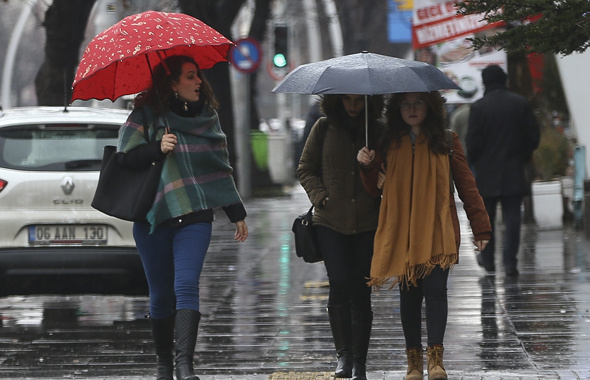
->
[0, 295, 149, 328]
[1, 192, 590, 376]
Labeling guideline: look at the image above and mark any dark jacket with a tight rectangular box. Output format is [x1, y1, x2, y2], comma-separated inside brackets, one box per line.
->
[297, 117, 382, 235]
[466, 84, 540, 197]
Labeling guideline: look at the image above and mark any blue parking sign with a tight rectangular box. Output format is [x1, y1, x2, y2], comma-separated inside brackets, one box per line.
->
[229, 37, 262, 73]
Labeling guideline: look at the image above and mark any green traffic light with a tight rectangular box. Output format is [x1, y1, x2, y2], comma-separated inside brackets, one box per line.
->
[273, 53, 287, 68]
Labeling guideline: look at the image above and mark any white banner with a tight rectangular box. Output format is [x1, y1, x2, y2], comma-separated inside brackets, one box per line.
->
[412, 0, 506, 103]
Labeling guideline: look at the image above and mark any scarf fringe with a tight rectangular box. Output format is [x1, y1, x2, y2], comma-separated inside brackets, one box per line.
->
[368, 251, 458, 290]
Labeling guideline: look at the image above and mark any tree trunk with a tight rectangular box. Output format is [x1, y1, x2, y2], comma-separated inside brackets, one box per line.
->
[35, 0, 96, 106]
[178, 0, 245, 172]
[508, 52, 536, 224]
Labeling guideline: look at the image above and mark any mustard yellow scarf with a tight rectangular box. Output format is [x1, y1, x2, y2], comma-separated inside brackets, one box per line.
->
[368, 133, 457, 289]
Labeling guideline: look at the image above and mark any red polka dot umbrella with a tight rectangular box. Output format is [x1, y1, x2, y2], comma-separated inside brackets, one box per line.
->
[71, 11, 234, 102]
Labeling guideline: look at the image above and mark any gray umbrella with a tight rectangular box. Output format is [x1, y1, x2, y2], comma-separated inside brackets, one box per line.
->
[271, 51, 460, 95]
[272, 52, 460, 146]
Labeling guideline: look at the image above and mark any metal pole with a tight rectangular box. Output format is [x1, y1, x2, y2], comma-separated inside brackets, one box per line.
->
[92, 0, 123, 108]
[1, 3, 34, 109]
[303, 0, 322, 63]
[230, 2, 253, 198]
[321, 0, 344, 57]
[237, 72, 252, 198]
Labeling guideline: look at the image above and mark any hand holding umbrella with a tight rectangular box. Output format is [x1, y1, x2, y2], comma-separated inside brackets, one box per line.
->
[357, 146, 375, 166]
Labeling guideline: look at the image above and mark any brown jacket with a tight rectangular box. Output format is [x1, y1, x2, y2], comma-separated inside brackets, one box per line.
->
[297, 117, 382, 235]
[361, 131, 491, 254]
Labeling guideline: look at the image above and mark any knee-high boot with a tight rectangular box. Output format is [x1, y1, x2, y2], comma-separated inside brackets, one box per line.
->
[327, 304, 353, 378]
[351, 309, 372, 380]
[150, 315, 175, 380]
[175, 309, 201, 380]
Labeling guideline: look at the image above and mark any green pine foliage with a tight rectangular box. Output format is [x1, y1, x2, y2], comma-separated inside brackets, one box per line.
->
[455, 0, 590, 55]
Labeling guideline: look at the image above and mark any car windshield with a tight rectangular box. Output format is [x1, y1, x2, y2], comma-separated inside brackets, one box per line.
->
[0, 124, 119, 171]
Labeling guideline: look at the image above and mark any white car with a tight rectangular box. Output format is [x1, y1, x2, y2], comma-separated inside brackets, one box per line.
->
[0, 106, 146, 295]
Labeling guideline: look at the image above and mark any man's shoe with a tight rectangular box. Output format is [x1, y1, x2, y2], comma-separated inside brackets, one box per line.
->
[505, 267, 519, 276]
[476, 253, 495, 273]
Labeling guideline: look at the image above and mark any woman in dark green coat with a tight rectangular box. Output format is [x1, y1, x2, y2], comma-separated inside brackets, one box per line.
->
[297, 94, 384, 380]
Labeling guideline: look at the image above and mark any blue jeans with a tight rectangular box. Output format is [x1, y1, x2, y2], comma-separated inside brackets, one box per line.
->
[133, 222, 212, 319]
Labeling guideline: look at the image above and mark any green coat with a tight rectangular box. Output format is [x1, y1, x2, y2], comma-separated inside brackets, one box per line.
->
[297, 117, 382, 235]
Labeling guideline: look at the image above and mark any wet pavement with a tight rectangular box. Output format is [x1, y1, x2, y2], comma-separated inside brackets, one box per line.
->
[1, 185, 590, 379]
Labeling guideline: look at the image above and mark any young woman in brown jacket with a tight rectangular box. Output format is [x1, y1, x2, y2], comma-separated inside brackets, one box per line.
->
[357, 91, 491, 380]
[297, 94, 384, 380]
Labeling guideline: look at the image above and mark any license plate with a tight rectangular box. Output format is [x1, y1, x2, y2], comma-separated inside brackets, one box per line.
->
[29, 225, 108, 245]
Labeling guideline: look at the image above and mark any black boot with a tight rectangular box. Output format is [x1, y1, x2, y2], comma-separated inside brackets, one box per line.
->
[175, 309, 201, 380]
[351, 309, 373, 380]
[327, 305, 353, 378]
[150, 314, 175, 380]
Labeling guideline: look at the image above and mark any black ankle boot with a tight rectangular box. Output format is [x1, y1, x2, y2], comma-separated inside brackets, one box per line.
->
[351, 309, 373, 380]
[175, 309, 201, 380]
[327, 305, 353, 378]
[150, 314, 175, 380]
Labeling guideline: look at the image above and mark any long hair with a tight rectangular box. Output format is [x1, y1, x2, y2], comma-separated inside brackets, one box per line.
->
[320, 94, 384, 125]
[320, 94, 384, 146]
[134, 55, 219, 114]
[380, 91, 448, 155]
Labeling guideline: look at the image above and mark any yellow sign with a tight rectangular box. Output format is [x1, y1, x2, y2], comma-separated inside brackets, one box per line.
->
[397, 0, 413, 11]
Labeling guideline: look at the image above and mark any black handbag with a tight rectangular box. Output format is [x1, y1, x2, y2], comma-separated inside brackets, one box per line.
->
[292, 205, 323, 263]
[292, 119, 329, 263]
[91, 111, 163, 222]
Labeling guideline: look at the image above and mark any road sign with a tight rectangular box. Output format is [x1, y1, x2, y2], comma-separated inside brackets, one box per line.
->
[229, 37, 262, 73]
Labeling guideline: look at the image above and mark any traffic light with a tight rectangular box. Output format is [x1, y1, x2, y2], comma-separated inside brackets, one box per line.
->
[273, 25, 289, 69]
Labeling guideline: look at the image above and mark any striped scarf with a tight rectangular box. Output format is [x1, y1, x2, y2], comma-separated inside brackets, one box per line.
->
[118, 105, 242, 231]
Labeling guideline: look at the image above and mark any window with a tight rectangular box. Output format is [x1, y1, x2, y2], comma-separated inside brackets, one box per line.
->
[0, 124, 119, 171]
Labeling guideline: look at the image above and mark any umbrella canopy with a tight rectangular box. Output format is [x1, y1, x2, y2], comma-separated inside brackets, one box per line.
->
[71, 11, 234, 102]
[272, 51, 460, 95]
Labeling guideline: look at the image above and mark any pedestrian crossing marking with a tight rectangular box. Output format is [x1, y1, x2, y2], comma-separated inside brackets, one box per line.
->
[299, 294, 329, 301]
[303, 281, 329, 288]
[268, 372, 334, 380]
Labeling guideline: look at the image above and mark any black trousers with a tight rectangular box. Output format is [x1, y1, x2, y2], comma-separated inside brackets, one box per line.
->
[481, 195, 523, 271]
[315, 226, 375, 310]
[399, 266, 449, 348]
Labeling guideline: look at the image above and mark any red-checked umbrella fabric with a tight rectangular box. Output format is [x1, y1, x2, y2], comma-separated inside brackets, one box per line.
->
[71, 11, 234, 102]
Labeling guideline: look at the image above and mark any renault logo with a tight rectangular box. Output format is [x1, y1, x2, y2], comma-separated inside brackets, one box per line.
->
[61, 177, 75, 195]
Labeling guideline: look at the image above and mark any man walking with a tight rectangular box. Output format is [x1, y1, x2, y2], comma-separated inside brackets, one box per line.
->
[466, 65, 540, 276]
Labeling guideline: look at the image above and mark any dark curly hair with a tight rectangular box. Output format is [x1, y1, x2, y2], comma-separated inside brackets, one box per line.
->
[320, 94, 384, 125]
[134, 55, 219, 114]
[320, 94, 385, 146]
[380, 91, 448, 155]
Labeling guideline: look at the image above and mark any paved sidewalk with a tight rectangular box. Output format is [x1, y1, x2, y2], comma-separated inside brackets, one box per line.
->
[1, 185, 590, 379]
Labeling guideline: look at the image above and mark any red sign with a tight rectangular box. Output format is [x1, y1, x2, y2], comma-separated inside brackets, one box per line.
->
[412, 0, 503, 50]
